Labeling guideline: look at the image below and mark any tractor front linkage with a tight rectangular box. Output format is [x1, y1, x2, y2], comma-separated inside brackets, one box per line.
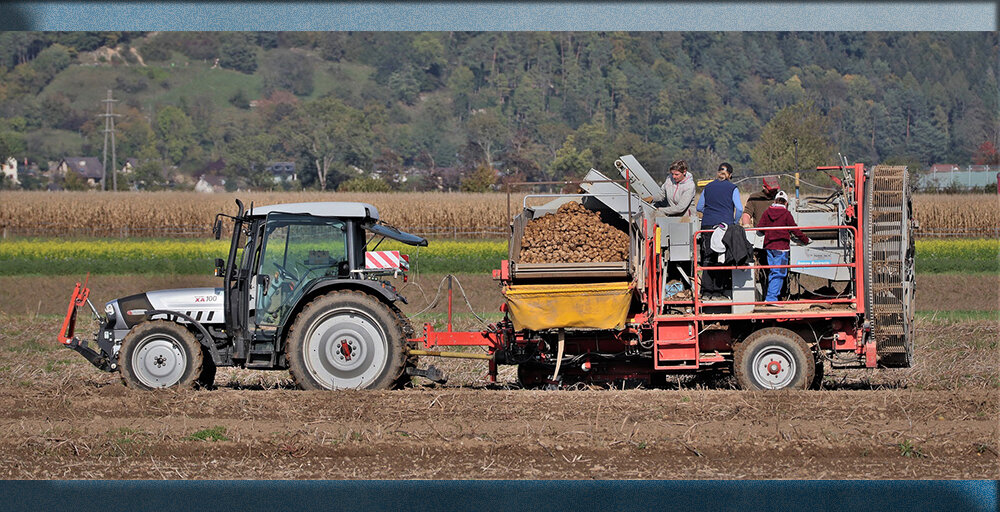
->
[58, 275, 116, 372]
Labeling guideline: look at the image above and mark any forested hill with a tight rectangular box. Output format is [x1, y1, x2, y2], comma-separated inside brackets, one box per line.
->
[0, 32, 996, 191]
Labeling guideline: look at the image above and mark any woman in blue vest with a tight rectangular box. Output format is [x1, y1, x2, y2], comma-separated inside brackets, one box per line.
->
[696, 162, 743, 300]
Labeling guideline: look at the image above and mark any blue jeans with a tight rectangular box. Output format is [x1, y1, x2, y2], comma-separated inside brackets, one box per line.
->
[765, 249, 789, 302]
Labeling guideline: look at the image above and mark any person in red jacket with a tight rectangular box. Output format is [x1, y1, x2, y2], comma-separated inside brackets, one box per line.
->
[757, 191, 810, 302]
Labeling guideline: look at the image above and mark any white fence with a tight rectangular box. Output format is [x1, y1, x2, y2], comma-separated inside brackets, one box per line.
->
[918, 169, 999, 191]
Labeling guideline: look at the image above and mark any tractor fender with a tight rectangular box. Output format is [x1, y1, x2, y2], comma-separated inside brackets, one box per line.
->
[276, 278, 403, 344]
[300, 278, 402, 305]
[143, 309, 224, 365]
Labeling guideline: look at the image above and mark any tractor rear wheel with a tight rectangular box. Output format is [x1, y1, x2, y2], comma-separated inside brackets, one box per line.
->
[734, 327, 815, 390]
[119, 320, 203, 390]
[285, 291, 406, 390]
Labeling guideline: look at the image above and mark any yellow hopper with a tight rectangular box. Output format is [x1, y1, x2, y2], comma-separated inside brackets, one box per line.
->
[503, 282, 633, 331]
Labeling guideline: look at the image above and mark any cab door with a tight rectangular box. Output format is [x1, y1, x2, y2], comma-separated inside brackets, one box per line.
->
[254, 214, 350, 329]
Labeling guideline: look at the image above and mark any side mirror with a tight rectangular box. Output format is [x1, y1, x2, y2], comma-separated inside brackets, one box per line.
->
[213, 218, 223, 240]
[214, 258, 225, 277]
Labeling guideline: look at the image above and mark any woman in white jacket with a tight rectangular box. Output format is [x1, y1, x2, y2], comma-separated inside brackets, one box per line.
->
[655, 160, 696, 217]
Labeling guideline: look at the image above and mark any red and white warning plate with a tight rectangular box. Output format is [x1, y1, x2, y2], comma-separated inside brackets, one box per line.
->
[365, 250, 409, 270]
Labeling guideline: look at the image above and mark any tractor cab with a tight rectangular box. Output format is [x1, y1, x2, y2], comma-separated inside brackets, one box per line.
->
[216, 200, 427, 367]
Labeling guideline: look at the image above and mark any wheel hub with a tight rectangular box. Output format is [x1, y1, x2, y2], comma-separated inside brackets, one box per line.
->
[305, 309, 388, 389]
[132, 335, 187, 387]
[766, 360, 782, 375]
[751, 345, 796, 389]
[339, 340, 354, 361]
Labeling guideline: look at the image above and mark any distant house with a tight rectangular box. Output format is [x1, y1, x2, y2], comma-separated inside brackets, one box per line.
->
[1, 157, 20, 186]
[194, 173, 226, 193]
[121, 158, 138, 174]
[266, 162, 297, 183]
[431, 167, 462, 191]
[201, 158, 226, 175]
[57, 157, 105, 187]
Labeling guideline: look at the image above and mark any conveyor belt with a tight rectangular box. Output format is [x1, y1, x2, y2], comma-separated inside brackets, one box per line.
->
[865, 165, 916, 367]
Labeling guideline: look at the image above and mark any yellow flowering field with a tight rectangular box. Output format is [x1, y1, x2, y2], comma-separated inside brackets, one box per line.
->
[0, 237, 991, 275]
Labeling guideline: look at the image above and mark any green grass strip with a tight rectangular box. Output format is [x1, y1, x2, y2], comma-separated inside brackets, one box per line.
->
[914, 310, 999, 323]
[1, 237, 995, 275]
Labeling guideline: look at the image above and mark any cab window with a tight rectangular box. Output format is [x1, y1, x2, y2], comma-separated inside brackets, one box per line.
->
[256, 214, 348, 326]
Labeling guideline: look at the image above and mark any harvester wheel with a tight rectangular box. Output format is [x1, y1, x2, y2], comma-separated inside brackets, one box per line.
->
[810, 360, 825, 390]
[285, 291, 406, 390]
[118, 321, 203, 390]
[517, 362, 550, 389]
[734, 327, 815, 390]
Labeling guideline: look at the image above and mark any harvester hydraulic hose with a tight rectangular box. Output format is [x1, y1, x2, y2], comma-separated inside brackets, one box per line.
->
[550, 329, 566, 384]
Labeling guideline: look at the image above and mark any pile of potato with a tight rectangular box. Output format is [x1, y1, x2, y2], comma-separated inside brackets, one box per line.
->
[519, 202, 629, 263]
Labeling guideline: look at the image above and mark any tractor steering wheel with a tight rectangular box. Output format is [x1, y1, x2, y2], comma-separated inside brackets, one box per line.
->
[273, 262, 298, 283]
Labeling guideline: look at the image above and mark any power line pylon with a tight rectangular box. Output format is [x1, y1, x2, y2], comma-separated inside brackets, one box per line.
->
[99, 89, 120, 191]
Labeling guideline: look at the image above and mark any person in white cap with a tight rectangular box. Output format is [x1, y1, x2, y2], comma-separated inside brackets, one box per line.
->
[757, 190, 811, 303]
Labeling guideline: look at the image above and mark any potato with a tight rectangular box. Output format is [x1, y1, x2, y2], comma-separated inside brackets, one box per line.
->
[519, 202, 629, 263]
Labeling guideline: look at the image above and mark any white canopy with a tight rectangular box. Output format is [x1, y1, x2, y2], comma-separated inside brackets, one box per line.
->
[249, 202, 379, 220]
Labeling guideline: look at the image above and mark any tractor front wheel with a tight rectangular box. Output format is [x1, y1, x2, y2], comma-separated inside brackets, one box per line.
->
[733, 327, 815, 390]
[285, 291, 406, 390]
[118, 321, 204, 390]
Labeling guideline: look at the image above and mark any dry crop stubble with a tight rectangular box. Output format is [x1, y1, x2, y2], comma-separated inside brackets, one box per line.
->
[0, 191, 524, 236]
[911, 194, 1000, 234]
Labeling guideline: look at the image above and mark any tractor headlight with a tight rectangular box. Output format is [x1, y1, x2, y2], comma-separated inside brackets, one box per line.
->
[105, 303, 116, 317]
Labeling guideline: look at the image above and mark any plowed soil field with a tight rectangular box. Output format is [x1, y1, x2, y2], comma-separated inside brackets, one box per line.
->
[0, 275, 996, 479]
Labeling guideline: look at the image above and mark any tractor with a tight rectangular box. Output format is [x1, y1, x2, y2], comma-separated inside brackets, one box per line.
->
[59, 200, 427, 390]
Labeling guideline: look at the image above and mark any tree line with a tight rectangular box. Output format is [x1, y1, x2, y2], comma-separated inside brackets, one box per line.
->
[0, 31, 996, 191]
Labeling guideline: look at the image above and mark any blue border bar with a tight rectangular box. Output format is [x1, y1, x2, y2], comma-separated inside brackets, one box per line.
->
[2, 480, 997, 512]
[0, 2, 996, 31]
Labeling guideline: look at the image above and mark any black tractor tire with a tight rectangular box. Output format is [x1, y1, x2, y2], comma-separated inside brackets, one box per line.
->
[733, 327, 815, 391]
[198, 354, 217, 390]
[388, 303, 418, 389]
[285, 291, 407, 390]
[118, 320, 204, 390]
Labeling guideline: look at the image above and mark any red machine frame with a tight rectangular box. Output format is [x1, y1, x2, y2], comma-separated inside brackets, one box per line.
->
[408, 163, 876, 381]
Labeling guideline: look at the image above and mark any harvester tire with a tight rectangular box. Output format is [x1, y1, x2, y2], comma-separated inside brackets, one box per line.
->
[285, 291, 406, 390]
[517, 362, 550, 389]
[118, 320, 203, 390]
[734, 327, 815, 391]
[810, 360, 825, 390]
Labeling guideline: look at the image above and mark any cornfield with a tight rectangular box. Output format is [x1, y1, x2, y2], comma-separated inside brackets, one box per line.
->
[0, 191, 525, 238]
[912, 194, 1000, 236]
[0, 191, 997, 238]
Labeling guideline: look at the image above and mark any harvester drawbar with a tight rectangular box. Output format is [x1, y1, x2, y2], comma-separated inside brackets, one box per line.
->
[58, 158, 915, 391]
